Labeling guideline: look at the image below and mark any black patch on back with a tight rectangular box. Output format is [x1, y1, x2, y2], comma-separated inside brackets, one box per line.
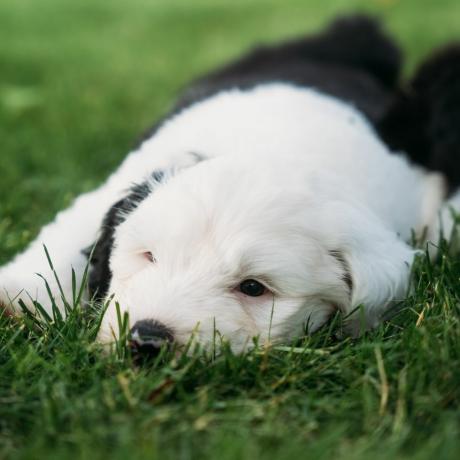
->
[85, 172, 164, 302]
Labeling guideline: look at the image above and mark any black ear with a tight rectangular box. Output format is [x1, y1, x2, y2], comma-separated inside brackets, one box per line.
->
[85, 172, 165, 301]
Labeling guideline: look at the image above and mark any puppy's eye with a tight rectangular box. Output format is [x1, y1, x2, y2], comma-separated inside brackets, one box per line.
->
[143, 251, 155, 263]
[239, 279, 266, 297]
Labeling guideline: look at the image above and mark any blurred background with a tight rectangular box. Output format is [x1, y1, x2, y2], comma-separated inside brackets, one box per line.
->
[0, 0, 459, 263]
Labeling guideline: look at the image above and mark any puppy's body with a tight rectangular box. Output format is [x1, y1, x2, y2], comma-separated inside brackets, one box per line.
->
[1, 17, 459, 351]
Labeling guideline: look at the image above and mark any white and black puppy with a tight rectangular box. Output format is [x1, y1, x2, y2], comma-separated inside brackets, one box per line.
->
[1, 16, 459, 354]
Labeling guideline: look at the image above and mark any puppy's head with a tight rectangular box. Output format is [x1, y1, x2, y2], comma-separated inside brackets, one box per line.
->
[92, 153, 412, 353]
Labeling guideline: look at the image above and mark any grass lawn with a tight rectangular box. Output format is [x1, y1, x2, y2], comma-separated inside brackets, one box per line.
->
[1, 0, 460, 458]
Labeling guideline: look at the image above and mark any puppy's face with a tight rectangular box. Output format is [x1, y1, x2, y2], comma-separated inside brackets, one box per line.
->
[96, 156, 352, 352]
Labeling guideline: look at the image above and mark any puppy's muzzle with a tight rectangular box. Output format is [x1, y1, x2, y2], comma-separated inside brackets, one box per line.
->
[129, 319, 173, 358]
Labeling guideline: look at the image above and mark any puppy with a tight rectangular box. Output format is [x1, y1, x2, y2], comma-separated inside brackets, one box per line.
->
[1, 16, 459, 354]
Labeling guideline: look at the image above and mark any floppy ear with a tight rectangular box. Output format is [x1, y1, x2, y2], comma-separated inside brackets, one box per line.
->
[85, 178, 159, 301]
[86, 152, 207, 301]
[320, 201, 416, 335]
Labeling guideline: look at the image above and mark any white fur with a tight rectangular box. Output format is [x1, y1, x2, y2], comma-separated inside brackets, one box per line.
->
[0, 83, 451, 351]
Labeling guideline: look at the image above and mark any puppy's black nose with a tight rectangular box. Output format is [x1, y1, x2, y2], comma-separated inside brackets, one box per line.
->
[129, 320, 173, 358]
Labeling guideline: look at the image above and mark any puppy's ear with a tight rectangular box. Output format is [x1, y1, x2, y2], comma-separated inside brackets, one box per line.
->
[320, 202, 416, 335]
[85, 179, 155, 302]
[344, 235, 414, 336]
[85, 152, 206, 301]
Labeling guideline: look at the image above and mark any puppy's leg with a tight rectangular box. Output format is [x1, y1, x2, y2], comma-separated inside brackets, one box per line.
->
[0, 184, 121, 315]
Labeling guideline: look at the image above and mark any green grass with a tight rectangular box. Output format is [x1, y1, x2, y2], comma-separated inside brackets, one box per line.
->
[1, 0, 460, 459]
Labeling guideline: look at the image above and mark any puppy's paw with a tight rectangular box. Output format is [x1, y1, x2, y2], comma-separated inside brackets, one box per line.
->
[0, 297, 11, 317]
[0, 268, 47, 316]
[0, 288, 20, 317]
[0, 275, 25, 316]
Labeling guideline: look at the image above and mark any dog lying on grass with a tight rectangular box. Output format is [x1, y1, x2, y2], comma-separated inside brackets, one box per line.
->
[1, 16, 459, 354]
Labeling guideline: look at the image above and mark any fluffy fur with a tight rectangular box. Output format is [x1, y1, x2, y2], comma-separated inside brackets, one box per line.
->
[1, 16, 459, 352]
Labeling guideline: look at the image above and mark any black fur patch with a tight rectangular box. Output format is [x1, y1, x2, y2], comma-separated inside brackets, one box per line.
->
[85, 171, 164, 301]
[378, 44, 460, 193]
